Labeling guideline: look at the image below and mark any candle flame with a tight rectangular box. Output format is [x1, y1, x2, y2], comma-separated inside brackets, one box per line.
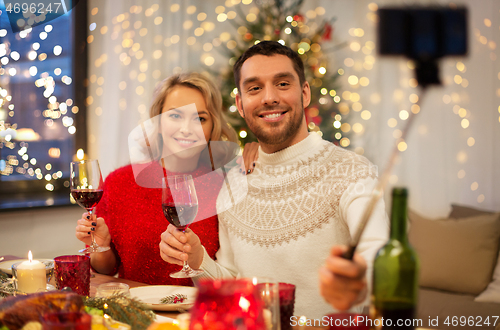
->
[238, 297, 250, 312]
[28, 250, 33, 262]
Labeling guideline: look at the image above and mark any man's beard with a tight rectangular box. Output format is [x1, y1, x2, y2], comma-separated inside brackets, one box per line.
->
[242, 98, 304, 147]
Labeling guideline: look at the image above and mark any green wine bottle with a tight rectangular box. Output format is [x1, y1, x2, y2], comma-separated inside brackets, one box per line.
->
[371, 188, 419, 330]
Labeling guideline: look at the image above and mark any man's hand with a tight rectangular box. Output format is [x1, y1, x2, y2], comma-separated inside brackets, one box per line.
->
[319, 245, 368, 311]
[159, 224, 204, 269]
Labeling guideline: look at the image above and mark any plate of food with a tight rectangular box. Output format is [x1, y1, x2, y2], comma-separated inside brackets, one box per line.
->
[0, 259, 54, 275]
[130, 285, 197, 311]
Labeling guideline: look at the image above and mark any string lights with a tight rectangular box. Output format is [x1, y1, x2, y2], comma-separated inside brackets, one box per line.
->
[0, 18, 81, 192]
[2, 1, 493, 205]
[317, 2, 494, 206]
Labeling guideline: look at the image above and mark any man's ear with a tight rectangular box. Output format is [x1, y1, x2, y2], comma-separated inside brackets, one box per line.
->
[302, 81, 311, 108]
[236, 92, 244, 118]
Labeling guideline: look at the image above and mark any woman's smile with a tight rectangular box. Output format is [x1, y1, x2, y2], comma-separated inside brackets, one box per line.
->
[173, 137, 199, 147]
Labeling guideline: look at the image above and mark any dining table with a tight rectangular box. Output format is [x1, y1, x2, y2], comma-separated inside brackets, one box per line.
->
[91, 272, 326, 329]
[0, 255, 438, 330]
[90, 272, 180, 320]
[1, 255, 437, 330]
[0, 254, 324, 329]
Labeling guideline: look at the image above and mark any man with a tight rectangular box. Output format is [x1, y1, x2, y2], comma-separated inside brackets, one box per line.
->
[160, 41, 388, 319]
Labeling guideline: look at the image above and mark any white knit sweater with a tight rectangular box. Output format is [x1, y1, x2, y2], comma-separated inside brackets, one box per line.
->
[198, 133, 389, 319]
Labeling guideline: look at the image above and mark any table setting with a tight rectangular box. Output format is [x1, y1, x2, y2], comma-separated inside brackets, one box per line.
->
[0, 254, 317, 330]
[0, 160, 370, 330]
[0, 160, 431, 330]
[0, 161, 309, 330]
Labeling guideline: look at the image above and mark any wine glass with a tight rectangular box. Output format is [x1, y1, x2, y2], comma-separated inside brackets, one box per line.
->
[70, 159, 109, 253]
[162, 174, 203, 278]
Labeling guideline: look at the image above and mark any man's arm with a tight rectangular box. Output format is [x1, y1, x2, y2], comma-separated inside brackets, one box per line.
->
[196, 220, 239, 279]
[320, 176, 390, 310]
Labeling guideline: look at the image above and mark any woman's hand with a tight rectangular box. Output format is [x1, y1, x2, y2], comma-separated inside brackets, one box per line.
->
[159, 224, 204, 269]
[75, 212, 112, 248]
[237, 141, 260, 174]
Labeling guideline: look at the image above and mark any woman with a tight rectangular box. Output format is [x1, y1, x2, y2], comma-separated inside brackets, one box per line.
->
[75, 72, 256, 286]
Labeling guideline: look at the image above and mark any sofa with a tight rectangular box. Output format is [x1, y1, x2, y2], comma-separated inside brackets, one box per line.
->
[408, 204, 500, 330]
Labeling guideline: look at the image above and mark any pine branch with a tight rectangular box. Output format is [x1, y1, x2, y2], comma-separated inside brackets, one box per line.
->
[159, 293, 187, 304]
[0, 273, 16, 298]
[0, 272, 7, 282]
[84, 295, 155, 330]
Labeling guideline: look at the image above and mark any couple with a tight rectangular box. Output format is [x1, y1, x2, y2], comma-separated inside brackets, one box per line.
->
[78, 41, 388, 319]
[161, 41, 388, 318]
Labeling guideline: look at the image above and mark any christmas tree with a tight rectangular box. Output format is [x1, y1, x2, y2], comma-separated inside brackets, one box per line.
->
[214, 0, 350, 147]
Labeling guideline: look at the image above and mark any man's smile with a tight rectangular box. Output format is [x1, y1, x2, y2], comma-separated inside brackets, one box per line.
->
[258, 110, 288, 122]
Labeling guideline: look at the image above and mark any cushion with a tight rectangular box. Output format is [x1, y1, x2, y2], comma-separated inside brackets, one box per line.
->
[448, 203, 495, 218]
[408, 210, 500, 295]
[475, 252, 500, 303]
[448, 205, 500, 303]
[418, 288, 500, 330]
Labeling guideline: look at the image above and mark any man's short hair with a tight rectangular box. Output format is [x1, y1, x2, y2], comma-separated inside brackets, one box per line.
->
[233, 41, 306, 91]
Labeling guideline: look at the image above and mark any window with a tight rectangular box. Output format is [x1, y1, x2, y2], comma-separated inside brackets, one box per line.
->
[0, 0, 87, 210]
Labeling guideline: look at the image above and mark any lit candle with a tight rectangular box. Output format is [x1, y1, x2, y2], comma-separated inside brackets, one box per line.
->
[15, 251, 46, 293]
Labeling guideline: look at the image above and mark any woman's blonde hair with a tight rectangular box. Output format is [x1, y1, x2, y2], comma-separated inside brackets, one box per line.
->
[148, 72, 238, 166]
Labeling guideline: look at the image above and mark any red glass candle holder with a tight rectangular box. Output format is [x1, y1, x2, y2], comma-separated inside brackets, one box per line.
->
[40, 312, 91, 330]
[325, 313, 370, 330]
[190, 278, 266, 330]
[253, 277, 279, 330]
[54, 255, 90, 296]
[278, 283, 296, 330]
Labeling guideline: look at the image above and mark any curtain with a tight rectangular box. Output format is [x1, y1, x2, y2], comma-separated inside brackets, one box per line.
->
[88, 0, 499, 217]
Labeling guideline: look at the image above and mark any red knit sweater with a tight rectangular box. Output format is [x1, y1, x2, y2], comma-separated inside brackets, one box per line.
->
[95, 161, 221, 286]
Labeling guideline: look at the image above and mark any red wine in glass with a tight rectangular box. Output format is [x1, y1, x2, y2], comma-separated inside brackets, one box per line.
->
[162, 202, 198, 232]
[71, 189, 104, 210]
[162, 174, 203, 278]
[70, 159, 109, 253]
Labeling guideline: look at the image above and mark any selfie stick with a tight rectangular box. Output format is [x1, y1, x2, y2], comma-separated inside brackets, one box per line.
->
[341, 88, 426, 260]
[341, 6, 467, 260]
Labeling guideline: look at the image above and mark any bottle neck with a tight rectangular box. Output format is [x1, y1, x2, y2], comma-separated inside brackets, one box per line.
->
[390, 192, 408, 242]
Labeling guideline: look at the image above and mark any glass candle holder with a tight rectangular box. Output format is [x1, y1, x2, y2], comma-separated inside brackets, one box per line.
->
[11, 261, 46, 293]
[96, 282, 131, 298]
[252, 277, 279, 330]
[43, 260, 55, 283]
[54, 255, 90, 296]
[190, 278, 266, 330]
[279, 283, 296, 330]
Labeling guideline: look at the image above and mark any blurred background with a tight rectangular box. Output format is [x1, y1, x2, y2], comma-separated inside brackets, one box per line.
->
[0, 0, 499, 258]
